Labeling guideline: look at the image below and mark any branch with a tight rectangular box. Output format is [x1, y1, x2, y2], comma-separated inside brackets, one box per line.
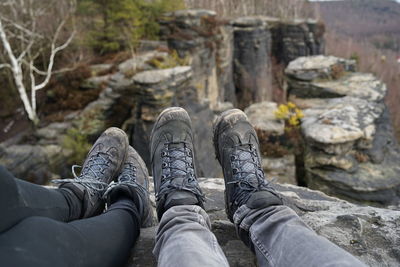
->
[0, 19, 19, 72]
[0, 16, 42, 39]
[33, 27, 76, 91]
[0, 63, 12, 69]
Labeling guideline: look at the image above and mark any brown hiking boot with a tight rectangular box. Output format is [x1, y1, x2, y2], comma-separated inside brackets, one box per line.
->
[150, 107, 205, 221]
[213, 109, 282, 222]
[54, 127, 128, 218]
[104, 146, 154, 227]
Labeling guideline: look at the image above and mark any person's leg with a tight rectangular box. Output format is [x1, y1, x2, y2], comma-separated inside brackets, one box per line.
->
[0, 198, 140, 267]
[150, 107, 229, 267]
[213, 109, 366, 267]
[0, 165, 80, 233]
[0, 144, 153, 267]
[154, 205, 229, 267]
[0, 127, 129, 233]
[234, 204, 365, 267]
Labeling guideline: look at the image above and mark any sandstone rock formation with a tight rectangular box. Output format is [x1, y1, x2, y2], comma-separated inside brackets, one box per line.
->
[233, 17, 273, 109]
[287, 55, 400, 205]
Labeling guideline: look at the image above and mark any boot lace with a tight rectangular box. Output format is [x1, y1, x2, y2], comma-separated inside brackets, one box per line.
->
[52, 152, 111, 196]
[103, 162, 149, 199]
[156, 141, 205, 202]
[228, 143, 277, 207]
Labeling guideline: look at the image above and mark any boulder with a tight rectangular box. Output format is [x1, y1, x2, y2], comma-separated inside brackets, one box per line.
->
[304, 108, 400, 204]
[118, 51, 169, 77]
[0, 144, 66, 184]
[289, 72, 387, 101]
[301, 97, 384, 146]
[285, 55, 356, 81]
[127, 178, 400, 267]
[35, 122, 72, 145]
[244, 101, 284, 136]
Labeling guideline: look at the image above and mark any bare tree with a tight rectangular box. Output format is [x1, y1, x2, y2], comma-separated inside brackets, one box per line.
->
[0, 0, 76, 124]
[184, 0, 315, 19]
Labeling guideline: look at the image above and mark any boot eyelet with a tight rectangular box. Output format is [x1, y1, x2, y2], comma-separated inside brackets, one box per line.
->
[233, 168, 238, 174]
[161, 175, 166, 179]
[162, 163, 168, 168]
[230, 155, 237, 161]
[161, 151, 167, 156]
[188, 150, 192, 156]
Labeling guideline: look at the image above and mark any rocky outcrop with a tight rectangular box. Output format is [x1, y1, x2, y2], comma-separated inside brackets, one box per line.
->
[233, 17, 273, 109]
[287, 55, 400, 205]
[0, 9, 327, 186]
[269, 19, 325, 65]
[127, 178, 400, 267]
[125, 66, 223, 178]
[160, 10, 233, 109]
[125, 66, 192, 167]
[160, 11, 326, 111]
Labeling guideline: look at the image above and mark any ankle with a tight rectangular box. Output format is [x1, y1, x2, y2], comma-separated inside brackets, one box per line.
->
[107, 198, 141, 231]
[59, 187, 83, 220]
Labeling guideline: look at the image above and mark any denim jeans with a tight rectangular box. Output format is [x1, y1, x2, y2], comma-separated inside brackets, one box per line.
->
[154, 204, 366, 267]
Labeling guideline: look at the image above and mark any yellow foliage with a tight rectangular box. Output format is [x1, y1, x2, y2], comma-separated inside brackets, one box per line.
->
[274, 102, 304, 129]
[147, 50, 190, 69]
[287, 101, 296, 109]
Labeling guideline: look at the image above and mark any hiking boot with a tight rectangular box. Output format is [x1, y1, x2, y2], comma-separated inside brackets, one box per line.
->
[213, 109, 282, 222]
[150, 107, 205, 221]
[103, 146, 154, 227]
[54, 127, 128, 218]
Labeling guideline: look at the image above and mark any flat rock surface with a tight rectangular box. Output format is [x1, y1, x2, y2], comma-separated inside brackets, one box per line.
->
[285, 55, 356, 81]
[245, 102, 284, 135]
[312, 73, 387, 102]
[133, 66, 192, 85]
[302, 97, 384, 145]
[126, 178, 400, 267]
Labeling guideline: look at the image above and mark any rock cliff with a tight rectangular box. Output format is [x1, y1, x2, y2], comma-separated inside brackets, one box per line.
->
[287, 55, 400, 205]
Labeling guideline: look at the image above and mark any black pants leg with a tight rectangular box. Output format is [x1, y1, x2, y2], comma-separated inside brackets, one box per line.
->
[0, 165, 78, 233]
[0, 208, 138, 267]
[0, 166, 140, 267]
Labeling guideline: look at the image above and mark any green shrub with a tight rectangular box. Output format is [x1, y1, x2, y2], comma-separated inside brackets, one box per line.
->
[62, 127, 92, 165]
[78, 0, 185, 55]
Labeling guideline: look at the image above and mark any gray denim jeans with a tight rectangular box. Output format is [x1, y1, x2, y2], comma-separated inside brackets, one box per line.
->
[153, 204, 366, 267]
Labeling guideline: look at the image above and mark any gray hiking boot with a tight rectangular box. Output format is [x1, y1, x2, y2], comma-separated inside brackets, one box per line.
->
[54, 127, 128, 218]
[213, 109, 282, 222]
[150, 107, 205, 221]
[103, 146, 154, 227]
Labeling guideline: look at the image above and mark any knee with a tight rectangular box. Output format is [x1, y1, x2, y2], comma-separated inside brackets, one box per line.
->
[17, 216, 60, 233]
[161, 205, 209, 225]
[0, 165, 17, 188]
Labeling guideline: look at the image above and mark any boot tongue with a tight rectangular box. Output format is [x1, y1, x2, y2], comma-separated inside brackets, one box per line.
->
[233, 145, 262, 187]
[166, 143, 192, 178]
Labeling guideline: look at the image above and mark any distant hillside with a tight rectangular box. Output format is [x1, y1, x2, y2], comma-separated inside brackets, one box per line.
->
[316, 0, 400, 51]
